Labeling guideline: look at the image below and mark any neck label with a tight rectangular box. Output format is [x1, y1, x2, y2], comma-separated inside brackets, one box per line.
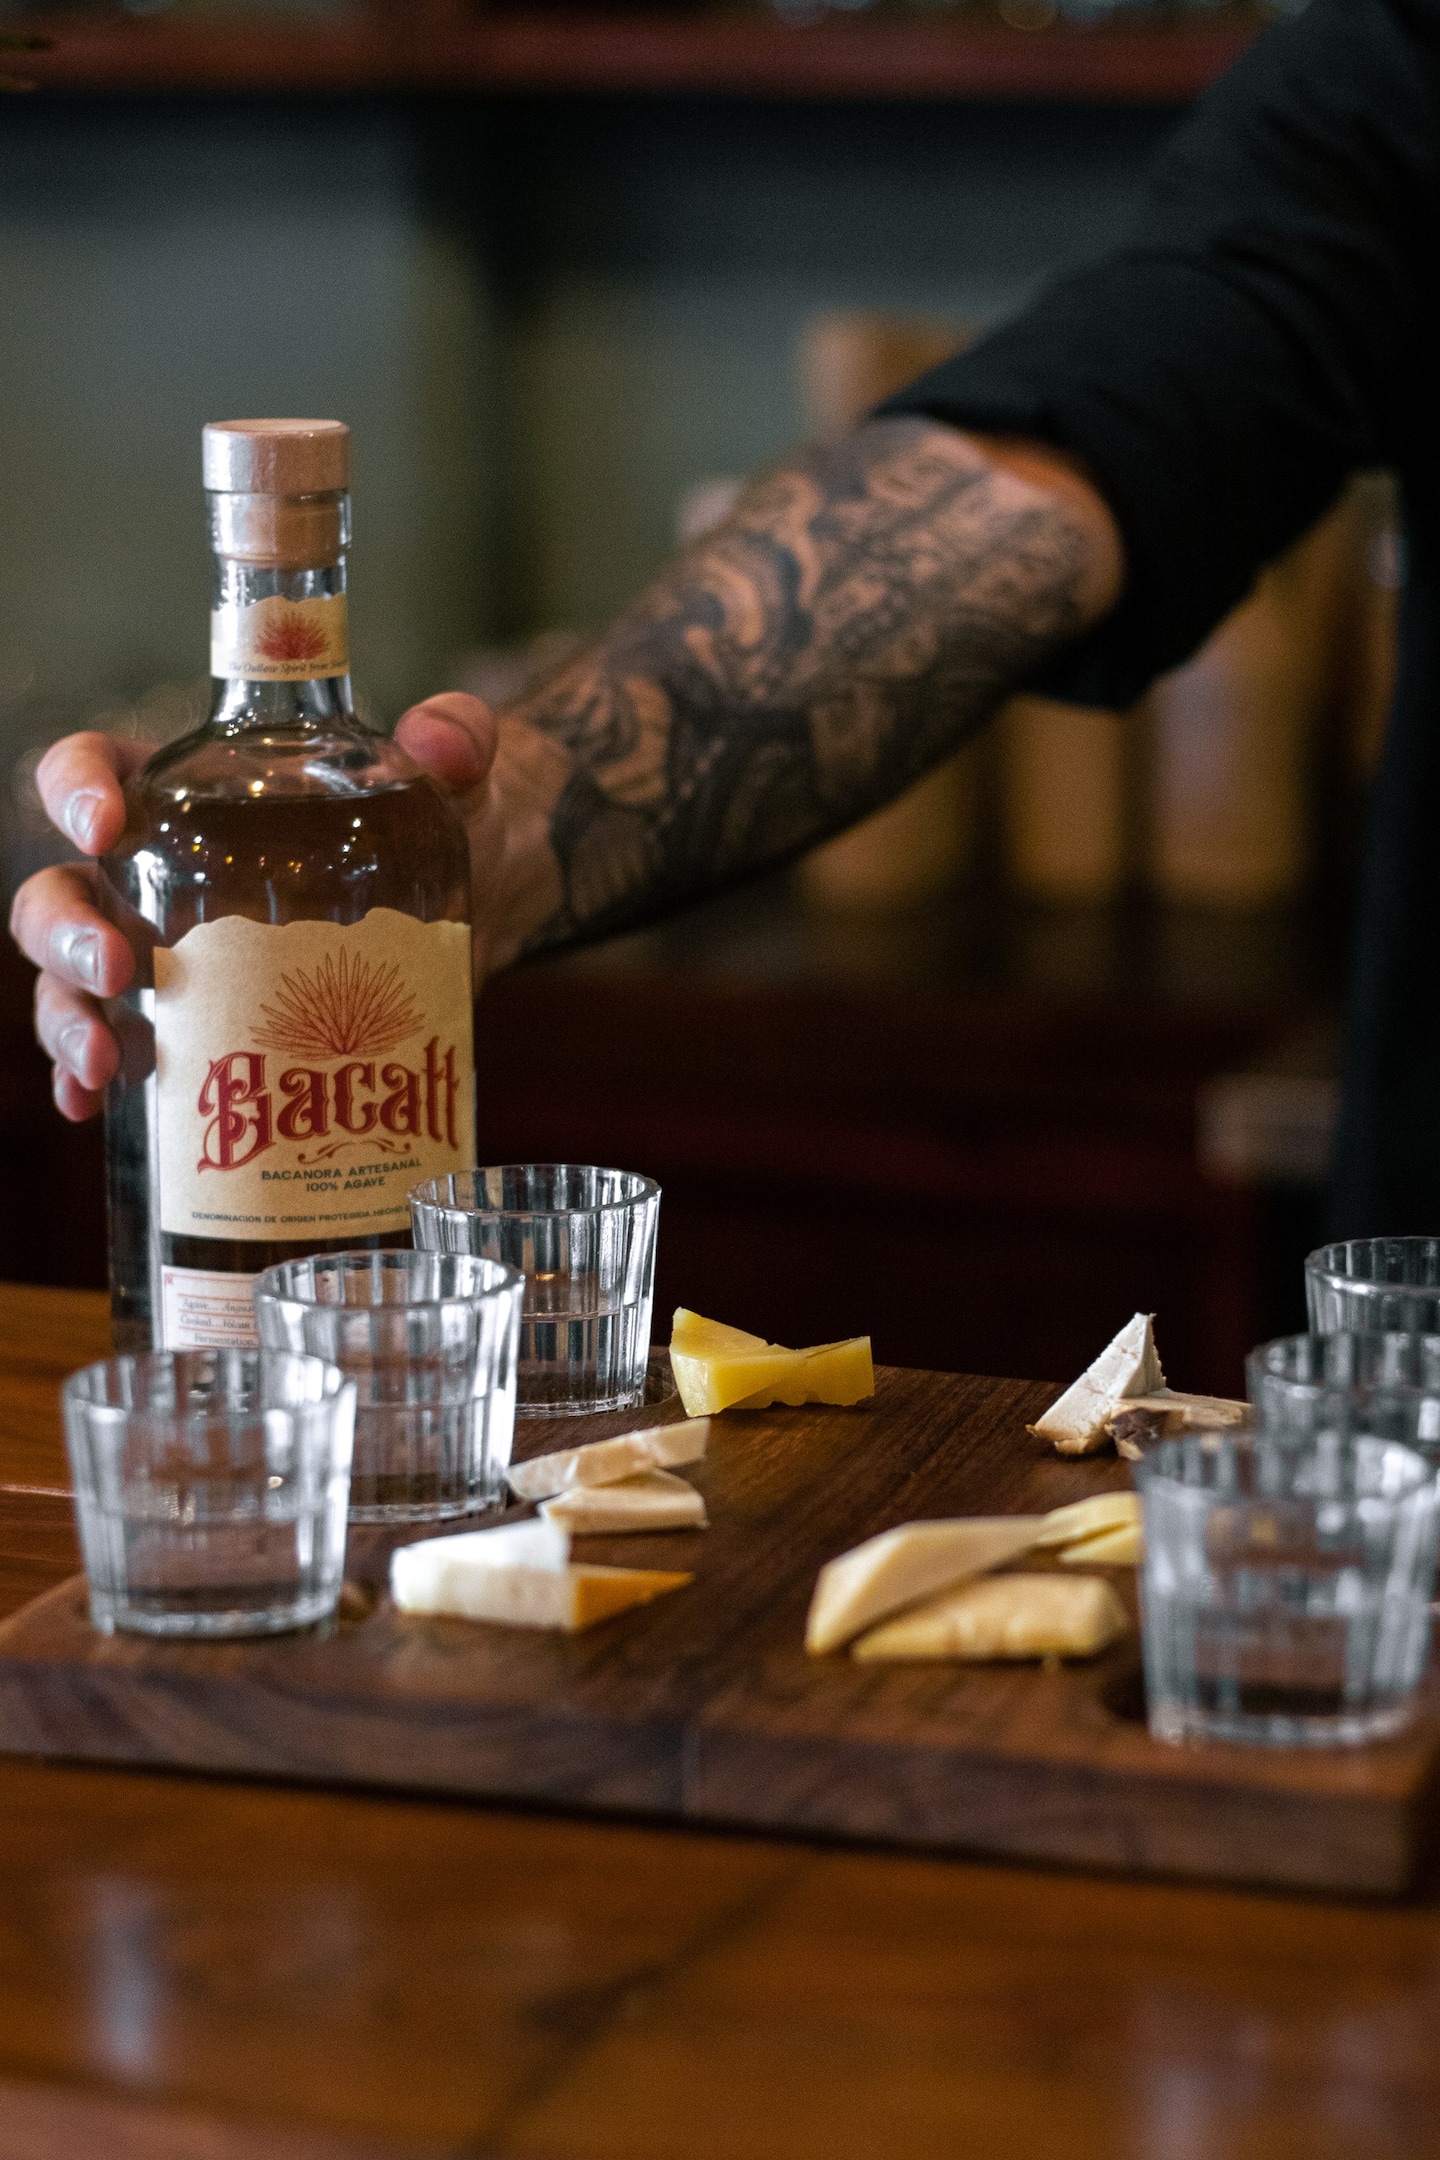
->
[211, 593, 348, 681]
[153, 908, 474, 1241]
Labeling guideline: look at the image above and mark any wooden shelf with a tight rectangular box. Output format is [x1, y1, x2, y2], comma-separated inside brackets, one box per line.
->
[18, 10, 1263, 102]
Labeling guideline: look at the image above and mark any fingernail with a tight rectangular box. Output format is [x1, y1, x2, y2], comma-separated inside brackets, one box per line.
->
[67, 791, 103, 851]
[57, 1022, 89, 1079]
[62, 929, 101, 988]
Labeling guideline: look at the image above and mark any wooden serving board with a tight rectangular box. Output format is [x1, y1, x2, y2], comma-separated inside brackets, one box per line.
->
[1, 1366, 1438, 1898]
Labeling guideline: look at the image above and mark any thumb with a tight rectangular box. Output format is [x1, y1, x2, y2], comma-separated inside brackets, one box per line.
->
[394, 693, 498, 795]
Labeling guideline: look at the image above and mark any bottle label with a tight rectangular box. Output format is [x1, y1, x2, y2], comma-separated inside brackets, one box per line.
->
[152, 908, 474, 1244]
[161, 1265, 261, 1350]
[210, 593, 349, 681]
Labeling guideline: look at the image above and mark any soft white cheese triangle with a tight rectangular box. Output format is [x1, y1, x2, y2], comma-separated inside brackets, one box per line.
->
[507, 1418, 709, 1502]
[805, 1516, 1044, 1655]
[1028, 1313, 1164, 1456]
[539, 1469, 707, 1534]
[391, 1517, 570, 1616]
[390, 1516, 691, 1630]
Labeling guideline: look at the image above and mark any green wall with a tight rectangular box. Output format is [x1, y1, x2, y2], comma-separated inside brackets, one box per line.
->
[0, 92, 1172, 766]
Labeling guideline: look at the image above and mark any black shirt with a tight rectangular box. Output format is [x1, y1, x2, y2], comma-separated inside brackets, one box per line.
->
[880, 0, 1440, 1237]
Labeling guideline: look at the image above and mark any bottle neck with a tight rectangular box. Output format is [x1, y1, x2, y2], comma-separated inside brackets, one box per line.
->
[206, 488, 356, 730]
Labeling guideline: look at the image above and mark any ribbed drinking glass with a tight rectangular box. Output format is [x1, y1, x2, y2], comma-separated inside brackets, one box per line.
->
[63, 1348, 355, 1637]
[253, 1250, 521, 1520]
[409, 1166, 660, 1416]
[1306, 1237, 1440, 1335]
[1248, 1331, 1440, 1456]
[1137, 1425, 1438, 1748]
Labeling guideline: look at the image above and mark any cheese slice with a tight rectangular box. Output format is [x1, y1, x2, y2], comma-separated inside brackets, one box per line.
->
[393, 1516, 568, 1596]
[1028, 1314, 1164, 1456]
[392, 1517, 565, 1614]
[391, 1518, 691, 1631]
[539, 1469, 707, 1534]
[729, 1337, 875, 1411]
[852, 1572, 1127, 1662]
[1057, 1521, 1142, 1567]
[669, 1308, 874, 1415]
[671, 1310, 770, 1354]
[405, 1562, 692, 1631]
[1105, 1390, 1251, 1462]
[508, 1418, 710, 1502]
[805, 1516, 1044, 1654]
[1031, 1491, 1139, 1550]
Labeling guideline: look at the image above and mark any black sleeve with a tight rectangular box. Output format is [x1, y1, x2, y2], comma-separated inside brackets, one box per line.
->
[878, 0, 1440, 709]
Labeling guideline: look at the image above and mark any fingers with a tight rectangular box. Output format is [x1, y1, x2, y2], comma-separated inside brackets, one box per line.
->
[394, 694, 499, 795]
[52, 1065, 107, 1124]
[34, 731, 155, 858]
[35, 973, 120, 1100]
[9, 863, 137, 998]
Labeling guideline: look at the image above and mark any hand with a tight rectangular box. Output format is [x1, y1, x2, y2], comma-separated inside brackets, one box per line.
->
[394, 692, 569, 981]
[10, 732, 156, 1122]
[10, 698, 568, 1125]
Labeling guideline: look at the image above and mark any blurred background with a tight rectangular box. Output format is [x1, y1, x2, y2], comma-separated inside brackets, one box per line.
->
[0, 0, 1388, 1391]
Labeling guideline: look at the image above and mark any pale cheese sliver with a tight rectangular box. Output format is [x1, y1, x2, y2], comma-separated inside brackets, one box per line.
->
[852, 1573, 1127, 1661]
[540, 1469, 707, 1534]
[1031, 1491, 1139, 1550]
[507, 1418, 710, 1502]
[805, 1517, 1045, 1655]
[1057, 1521, 1142, 1567]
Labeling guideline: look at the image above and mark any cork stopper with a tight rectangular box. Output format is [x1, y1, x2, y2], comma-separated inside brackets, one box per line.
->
[203, 419, 349, 496]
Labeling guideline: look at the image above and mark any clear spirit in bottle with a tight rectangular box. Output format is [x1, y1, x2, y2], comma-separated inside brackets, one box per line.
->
[102, 419, 474, 1352]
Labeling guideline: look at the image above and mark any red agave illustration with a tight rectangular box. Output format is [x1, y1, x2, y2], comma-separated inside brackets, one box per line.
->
[252, 952, 422, 1060]
[254, 609, 330, 664]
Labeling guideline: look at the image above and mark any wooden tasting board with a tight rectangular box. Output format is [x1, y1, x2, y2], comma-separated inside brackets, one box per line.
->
[0, 1365, 1438, 1899]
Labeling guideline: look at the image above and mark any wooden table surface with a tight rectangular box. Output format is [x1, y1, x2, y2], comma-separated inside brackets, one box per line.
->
[3, 1288, 1440, 2158]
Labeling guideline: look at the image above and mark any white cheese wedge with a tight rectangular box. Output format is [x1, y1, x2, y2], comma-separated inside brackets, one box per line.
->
[390, 1518, 691, 1631]
[805, 1516, 1044, 1655]
[1028, 1313, 1165, 1456]
[539, 1469, 707, 1535]
[1031, 1491, 1140, 1550]
[391, 1516, 567, 1614]
[852, 1572, 1127, 1662]
[1057, 1521, 1142, 1567]
[507, 1418, 710, 1502]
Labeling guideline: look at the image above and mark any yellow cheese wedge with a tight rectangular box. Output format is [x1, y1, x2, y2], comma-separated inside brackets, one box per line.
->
[852, 1573, 1127, 1662]
[1031, 1491, 1139, 1550]
[390, 1517, 691, 1629]
[669, 1307, 874, 1415]
[1057, 1521, 1142, 1567]
[670, 1346, 805, 1416]
[508, 1417, 709, 1502]
[671, 1309, 770, 1355]
[539, 1469, 707, 1535]
[729, 1337, 875, 1411]
[805, 1516, 1044, 1654]
[548, 1566, 693, 1631]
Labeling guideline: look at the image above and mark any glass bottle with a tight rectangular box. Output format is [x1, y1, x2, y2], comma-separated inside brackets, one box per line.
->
[102, 420, 473, 1352]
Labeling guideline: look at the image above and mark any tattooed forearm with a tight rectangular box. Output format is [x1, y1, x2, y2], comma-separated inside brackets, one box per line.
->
[507, 416, 1117, 954]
